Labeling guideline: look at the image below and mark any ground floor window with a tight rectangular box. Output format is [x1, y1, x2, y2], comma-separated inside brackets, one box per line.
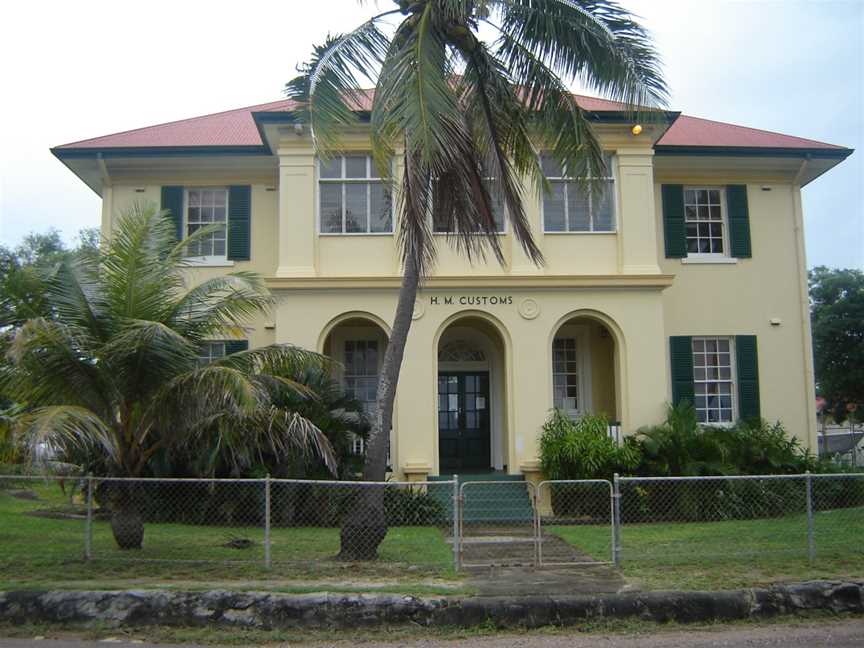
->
[692, 336, 735, 423]
[343, 339, 380, 455]
[198, 341, 226, 365]
[552, 337, 581, 414]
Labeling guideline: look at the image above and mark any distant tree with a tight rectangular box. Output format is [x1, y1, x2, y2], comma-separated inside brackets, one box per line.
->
[809, 266, 864, 422]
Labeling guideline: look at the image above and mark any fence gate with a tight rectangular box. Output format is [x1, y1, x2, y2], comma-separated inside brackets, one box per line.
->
[536, 480, 615, 566]
[458, 480, 538, 567]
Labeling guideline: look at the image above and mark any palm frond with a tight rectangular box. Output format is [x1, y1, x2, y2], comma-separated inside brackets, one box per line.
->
[17, 405, 120, 467]
[491, 0, 668, 113]
[286, 18, 391, 153]
[168, 273, 274, 341]
[4, 318, 109, 413]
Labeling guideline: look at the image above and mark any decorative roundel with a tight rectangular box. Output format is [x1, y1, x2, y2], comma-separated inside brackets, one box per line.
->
[518, 298, 540, 320]
[412, 300, 426, 320]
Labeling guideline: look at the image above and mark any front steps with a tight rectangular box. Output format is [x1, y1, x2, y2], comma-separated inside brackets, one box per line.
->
[429, 473, 535, 525]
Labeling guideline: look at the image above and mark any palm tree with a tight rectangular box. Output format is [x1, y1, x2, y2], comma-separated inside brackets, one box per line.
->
[288, 0, 667, 559]
[0, 203, 336, 549]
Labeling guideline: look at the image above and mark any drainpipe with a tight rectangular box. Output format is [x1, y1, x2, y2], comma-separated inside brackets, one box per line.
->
[792, 156, 819, 452]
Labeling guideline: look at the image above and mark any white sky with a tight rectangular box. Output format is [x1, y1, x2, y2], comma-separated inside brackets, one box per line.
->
[0, 0, 861, 268]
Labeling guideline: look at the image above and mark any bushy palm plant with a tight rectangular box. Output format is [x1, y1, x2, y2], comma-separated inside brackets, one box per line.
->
[288, 0, 667, 559]
[0, 203, 336, 549]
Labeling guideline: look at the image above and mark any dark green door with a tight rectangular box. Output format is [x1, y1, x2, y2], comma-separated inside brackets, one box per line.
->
[438, 372, 491, 473]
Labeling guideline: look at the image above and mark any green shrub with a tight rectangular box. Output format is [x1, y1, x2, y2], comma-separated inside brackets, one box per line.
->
[539, 410, 640, 481]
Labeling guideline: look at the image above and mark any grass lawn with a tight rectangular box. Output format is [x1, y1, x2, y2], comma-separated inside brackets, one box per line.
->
[0, 479, 461, 593]
[550, 506, 864, 590]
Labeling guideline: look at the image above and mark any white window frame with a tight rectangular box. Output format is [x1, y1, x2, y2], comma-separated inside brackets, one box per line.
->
[691, 336, 737, 425]
[332, 326, 387, 456]
[183, 187, 234, 266]
[198, 341, 226, 365]
[431, 177, 508, 236]
[317, 155, 394, 236]
[541, 153, 617, 234]
[551, 326, 593, 418]
[683, 186, 731, 261]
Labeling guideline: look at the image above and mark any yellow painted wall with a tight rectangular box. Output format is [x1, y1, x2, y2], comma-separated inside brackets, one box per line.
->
[655, 179, 816, 448]
[97, 124, 820, 478]
[104, 183, 278, 350]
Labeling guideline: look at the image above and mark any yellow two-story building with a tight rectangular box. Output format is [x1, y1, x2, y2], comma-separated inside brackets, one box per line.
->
[52, 94, 852, 480]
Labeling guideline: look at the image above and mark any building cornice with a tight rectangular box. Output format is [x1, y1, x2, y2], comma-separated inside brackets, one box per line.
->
[264, 274, 675, 291]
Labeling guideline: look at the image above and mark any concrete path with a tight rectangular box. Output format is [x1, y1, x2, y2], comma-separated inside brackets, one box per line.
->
[3, 619, 863, 647]
[461, 527, 627, 596]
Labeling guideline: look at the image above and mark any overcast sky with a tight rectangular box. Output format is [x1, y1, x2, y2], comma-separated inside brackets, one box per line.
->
[1, 0, 861, 268]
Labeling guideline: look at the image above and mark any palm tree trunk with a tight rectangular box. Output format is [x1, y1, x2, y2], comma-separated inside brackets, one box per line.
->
[338, 253, 420, 560]
[109, 482, 144, 550]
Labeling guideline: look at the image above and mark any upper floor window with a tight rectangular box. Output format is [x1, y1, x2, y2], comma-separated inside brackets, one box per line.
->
[685, 188, 727, 256]
[432, 178, 506, 234]
[186, 188, 228, 258]
[692, 336, 735, 424]
[319, 155, 392, 234]
[541, 154, 615, 233]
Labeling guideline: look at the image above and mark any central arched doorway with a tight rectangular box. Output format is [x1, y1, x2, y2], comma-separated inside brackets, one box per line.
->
[437, 316, 508, 474]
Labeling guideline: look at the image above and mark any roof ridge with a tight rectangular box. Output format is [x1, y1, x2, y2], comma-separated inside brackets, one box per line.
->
[672, 114, 843, 149]
[55, 98, 293, 149]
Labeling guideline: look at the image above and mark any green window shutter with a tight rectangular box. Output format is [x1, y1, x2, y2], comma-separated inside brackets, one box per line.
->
[227, 185, 251, 261]
[160, 186, 184, 241]
[225, 340, 249, 355]
[735, 335, 760, 420]
[661, 184, 687, 258]
[726, 185, 752, 258]
[670, 336, 694, 406]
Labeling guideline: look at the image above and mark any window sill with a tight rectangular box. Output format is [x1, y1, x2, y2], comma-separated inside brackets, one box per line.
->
[543, 230, 617, 235]
[432, 231, 508, 237]
[183, 257, 235, 267]
[681, 256, 738, 265]
[318, 232, 394, 237]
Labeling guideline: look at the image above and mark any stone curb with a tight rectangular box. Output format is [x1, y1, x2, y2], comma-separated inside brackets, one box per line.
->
[0, 581, 861, 630]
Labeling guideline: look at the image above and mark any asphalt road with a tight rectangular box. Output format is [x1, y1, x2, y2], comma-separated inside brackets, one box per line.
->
[2, 619, 863, 648]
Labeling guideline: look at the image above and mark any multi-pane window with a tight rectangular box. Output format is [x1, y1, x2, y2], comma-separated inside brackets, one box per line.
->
[692, 337, 735, 423]
[186, 188, 228, 257]
[433, 179, 506, 234]
[319, 155, 392, 234]
[344, 339, 380, 456]
[542, 154, 615, 232]
[685, 188, 725, 255]
[198, 341, 226, 365]
[552, 337, 581, 414]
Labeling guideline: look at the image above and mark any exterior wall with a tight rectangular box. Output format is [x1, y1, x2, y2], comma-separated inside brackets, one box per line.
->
[655, 179, 817, 447]
[272, 286, 668, 477]
[103, 183, 279, 349]
[95, 124, 820, 475]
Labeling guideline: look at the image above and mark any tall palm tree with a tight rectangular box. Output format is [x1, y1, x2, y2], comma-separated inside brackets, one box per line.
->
[288, 0, 667, 559]
[0, 203, 336, 549]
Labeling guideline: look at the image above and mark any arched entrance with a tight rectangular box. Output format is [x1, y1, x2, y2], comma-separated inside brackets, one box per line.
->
[436, 316, 508, 473]
[550, 312, 621, 424]
[321, 314, 390, 457]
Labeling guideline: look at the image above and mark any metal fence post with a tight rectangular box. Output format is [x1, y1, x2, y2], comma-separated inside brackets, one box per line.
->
[452, 475, 460, 571]
[612, 473, 621, 567]
[84, 473, 93, 561]
[805, 471, 815, 564]
[264, 474, 272, 570]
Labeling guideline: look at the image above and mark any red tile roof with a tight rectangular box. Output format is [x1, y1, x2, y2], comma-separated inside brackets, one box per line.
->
[53, 93, 846, 152]
[656, 114, 844, 150]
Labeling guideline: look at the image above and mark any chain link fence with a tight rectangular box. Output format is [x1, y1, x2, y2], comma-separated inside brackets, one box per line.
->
[0, 475, 457, 573]
[2, 472, 862, 576]
[614, 473, 864, 566]
[537, 480, 613, 566]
